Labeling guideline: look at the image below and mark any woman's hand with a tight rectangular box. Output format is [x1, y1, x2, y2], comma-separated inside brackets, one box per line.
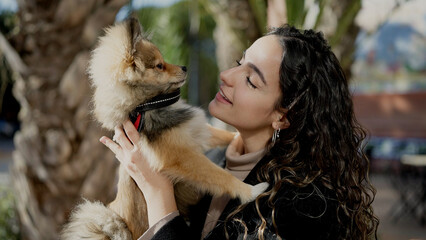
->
[99, 119, 178, 227]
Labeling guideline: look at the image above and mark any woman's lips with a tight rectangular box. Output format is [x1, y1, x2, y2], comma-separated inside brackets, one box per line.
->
[216, 89, 232, 104]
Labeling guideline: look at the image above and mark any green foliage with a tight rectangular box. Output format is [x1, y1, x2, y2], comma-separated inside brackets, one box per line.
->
[329, 0, 361, 47]
[248, 0, 267, 34]
[0, 56, 14, 116]
[313, 0, 326, 29]
[137, 3, 190, 66]
[0, 11, 19, 116]
[285, 0, 307, 28]
[0, 11, 18, 36]
[0, 186, 20, 240]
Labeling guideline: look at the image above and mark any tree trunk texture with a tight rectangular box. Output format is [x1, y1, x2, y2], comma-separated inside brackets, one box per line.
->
[267, 0, 287, 28]
[3, 1, 127, 239]
[204, 0, 262, 72]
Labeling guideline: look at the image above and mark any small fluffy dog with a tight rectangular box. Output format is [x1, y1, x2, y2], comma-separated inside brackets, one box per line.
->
[61, 18, 267, 240]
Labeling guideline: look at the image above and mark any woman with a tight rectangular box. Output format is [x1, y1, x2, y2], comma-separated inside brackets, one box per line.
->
[100, 25, 379, 239]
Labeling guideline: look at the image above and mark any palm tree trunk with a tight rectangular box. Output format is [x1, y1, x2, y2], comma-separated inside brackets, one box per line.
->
[202, 0, 261, 72]
[1, 1, 127, 239]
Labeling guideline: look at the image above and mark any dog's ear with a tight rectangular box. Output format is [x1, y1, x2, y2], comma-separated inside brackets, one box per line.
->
[124, 17, 146, 73]
[127, 17, 143, 56]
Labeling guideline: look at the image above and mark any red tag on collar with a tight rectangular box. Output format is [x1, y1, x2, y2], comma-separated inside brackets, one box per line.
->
[133, 113, 142, 130]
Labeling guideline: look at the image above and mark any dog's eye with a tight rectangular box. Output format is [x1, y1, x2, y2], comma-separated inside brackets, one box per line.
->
[156, 63, 163, 70]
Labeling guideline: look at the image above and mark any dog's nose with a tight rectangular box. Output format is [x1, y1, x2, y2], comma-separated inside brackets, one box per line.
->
[181, 66, 187, 72]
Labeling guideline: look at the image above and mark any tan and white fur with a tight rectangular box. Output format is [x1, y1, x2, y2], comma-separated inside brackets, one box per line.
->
[61, 18, 268, 240]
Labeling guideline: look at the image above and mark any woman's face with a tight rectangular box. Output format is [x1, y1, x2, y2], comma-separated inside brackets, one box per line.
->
[209, 35, 283, 135]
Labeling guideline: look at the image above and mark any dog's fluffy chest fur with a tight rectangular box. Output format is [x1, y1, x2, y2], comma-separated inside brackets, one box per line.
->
[143, 101, 210, 149]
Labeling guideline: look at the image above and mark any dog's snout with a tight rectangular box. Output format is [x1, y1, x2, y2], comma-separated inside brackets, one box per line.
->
[181, 66, 187, 72]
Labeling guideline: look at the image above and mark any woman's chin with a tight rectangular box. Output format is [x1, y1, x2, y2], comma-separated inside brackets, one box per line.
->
[208, 101, 226, 123]
[208, 100, 217, 116]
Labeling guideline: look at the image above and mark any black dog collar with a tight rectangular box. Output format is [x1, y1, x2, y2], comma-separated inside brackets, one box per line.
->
[129, 89, 181, 132]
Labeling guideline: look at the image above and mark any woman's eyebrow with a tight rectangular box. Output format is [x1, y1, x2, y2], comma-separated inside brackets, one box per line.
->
[247, 62, 266, 85]
[242, 50, 266, 85]
[242, 51, 267, 85]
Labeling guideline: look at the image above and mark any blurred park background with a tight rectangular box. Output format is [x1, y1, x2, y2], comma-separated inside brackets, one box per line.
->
[0, 0, 425, 239]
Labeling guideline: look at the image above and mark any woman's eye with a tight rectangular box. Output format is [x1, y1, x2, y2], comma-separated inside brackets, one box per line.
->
[246, 77, 257, 89]
[156, 63, 163, 70]
[235, 60, 256, 88]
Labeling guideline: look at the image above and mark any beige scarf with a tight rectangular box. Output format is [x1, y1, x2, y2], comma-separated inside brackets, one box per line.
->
[201, 135, 266, 239]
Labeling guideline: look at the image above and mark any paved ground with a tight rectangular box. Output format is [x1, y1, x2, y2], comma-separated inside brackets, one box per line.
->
[372, 173, 426, 240]
[0, 137, 425, 239]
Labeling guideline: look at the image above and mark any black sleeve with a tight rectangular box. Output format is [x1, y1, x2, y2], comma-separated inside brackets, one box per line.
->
[151, 215, 197, 240]
[205, 183, 341, 240]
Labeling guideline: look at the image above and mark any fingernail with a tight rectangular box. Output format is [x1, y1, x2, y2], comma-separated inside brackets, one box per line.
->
[99, 137, 106, 144]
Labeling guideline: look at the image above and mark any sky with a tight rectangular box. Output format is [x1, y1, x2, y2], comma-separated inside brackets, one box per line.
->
[0, 0, 17, 12]
[356, 0, 426, 35]
[131, 0, 181, 9]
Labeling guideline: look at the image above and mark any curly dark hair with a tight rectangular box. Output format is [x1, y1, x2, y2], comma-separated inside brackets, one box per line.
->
[225, 25, 379, 239]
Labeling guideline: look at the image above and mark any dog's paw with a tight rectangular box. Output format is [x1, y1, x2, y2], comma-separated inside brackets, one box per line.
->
[251, 182, 269, 198]
[239, 182, 269, 204]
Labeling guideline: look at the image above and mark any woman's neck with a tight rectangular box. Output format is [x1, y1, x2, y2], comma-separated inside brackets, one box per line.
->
[238, 129, 271, 154]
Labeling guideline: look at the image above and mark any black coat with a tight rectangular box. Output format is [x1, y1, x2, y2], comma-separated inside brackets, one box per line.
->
[152, 148, 344, 240]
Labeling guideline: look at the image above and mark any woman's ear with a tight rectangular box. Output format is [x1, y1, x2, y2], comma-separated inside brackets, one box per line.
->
[272, 110, 290, 130]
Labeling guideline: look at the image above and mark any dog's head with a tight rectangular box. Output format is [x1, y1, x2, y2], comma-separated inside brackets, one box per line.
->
[89, 17, 187, 98]
[88, 18, 187, 129]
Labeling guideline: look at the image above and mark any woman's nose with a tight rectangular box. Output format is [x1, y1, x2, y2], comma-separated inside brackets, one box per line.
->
[219, 67, 236, 86]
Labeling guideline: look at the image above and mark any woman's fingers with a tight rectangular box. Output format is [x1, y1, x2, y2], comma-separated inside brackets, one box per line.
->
[123, 119, 140, 145]
[100, 136, 121, 156]
[114, 125, 134, 150]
